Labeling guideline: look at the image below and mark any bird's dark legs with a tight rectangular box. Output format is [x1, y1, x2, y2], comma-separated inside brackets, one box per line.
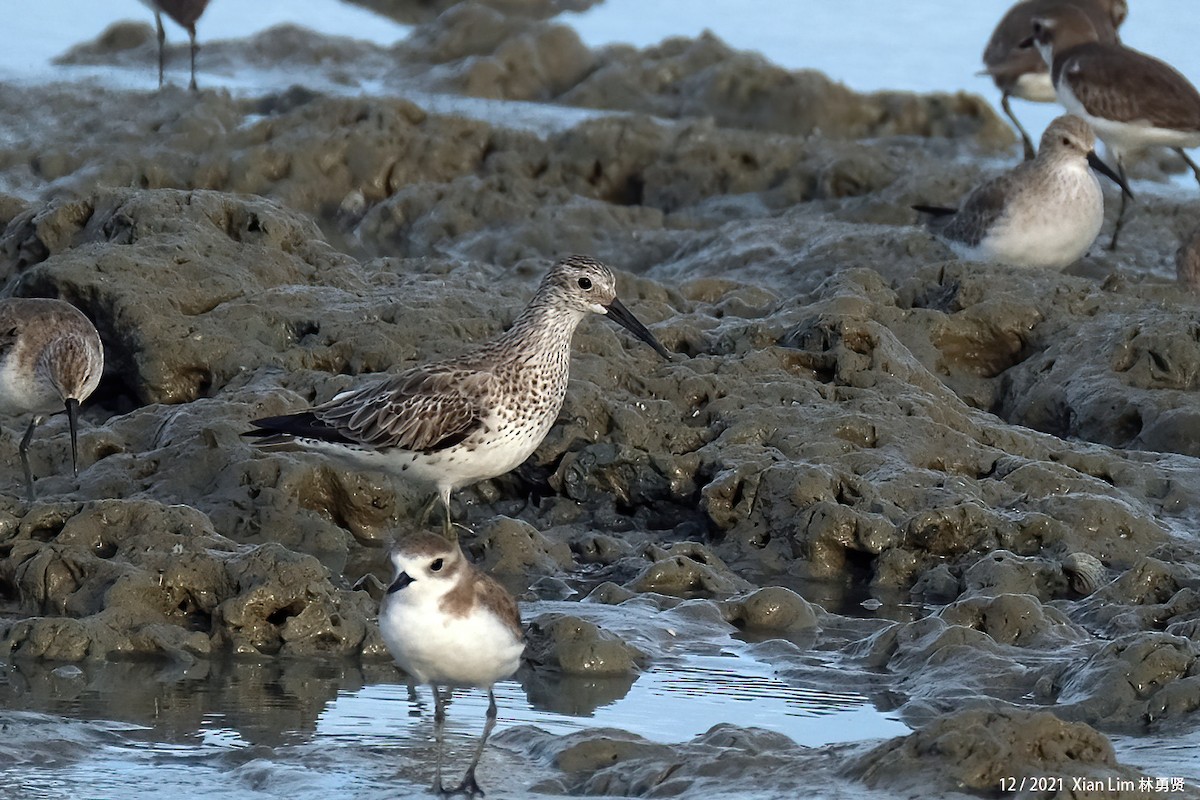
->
[155, 12, 166, 88]
[187, 25, 198, 91]
[1176, 148, 1200, 187]
[454, 689, 499, 797]
[1001, 92, 1036, 161]
[432, 684, 448, 795]
[1108, 159, 1131, 251]
[442, 494, 454, 542]
[19, 417, 41, 502]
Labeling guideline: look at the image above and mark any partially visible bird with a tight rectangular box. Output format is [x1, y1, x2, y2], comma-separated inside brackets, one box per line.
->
[1032, 3, 1200, 249]
[0, 299, 104, 501]
[914, 115, 1133, 269]
[378, 532, 524, 796]
[244, 256, 671, 539]
[140, 0, 210, 91]
[982, 0, 1126, 160]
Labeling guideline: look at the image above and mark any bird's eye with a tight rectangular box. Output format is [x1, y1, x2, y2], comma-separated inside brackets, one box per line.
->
[1062, 137, 1071, 146]
[430, 558, 444, 572]
[578, 277, 592, 290]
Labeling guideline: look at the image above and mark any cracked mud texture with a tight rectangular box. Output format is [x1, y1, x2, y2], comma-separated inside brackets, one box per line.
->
[2, 1, 1200, 797]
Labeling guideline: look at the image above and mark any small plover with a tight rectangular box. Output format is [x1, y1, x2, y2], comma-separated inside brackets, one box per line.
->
[982, 0, 1126, 159]
[1032, 4, 1200, 249]
[245, 255, 671, 538]
[379, 532, 524, 795]
[0, 298, 104, 500]
[139, 0, 210, 91]
[914, 115, 1133, 269]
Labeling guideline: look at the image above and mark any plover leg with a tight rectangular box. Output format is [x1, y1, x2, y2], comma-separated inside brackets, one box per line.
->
[455, 689, 500, 797]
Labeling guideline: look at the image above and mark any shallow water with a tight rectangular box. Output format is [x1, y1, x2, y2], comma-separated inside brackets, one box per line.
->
[0, 604, 907, 800]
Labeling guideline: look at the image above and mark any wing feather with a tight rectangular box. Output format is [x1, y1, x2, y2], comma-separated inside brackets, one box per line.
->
[311, 366, 492, 452]
[1060, 45, 1200, 131]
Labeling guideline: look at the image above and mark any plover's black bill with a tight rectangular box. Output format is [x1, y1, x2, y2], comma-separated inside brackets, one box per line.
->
[65, 397, 80, 477]
[1087, 151, 1135, 200]
[387, 571, 414, 594]
[604, 298, 672, 359]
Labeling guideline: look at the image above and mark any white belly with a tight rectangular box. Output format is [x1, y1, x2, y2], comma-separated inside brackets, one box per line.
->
[960, 165, 1105, 269]
[1012, 71, 1056, 103]
[0, 356, 57, 417]
[379, 595, 523, 688]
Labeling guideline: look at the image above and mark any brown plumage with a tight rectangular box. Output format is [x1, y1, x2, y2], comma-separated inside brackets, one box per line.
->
[1033, 3, 1200, 249]
[245, 256, 670, 541]
[983, 0, 1125, 159]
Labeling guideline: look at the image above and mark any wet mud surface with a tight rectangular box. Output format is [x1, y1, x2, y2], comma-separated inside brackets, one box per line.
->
[3, 1, 1200, 797]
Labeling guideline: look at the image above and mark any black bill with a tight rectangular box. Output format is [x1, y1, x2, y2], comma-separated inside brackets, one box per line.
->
[1087, 151, 1135, 200]
[65, 397, 80, 477]
[387, 571, 414, 594]
[604, 297, 672, 360]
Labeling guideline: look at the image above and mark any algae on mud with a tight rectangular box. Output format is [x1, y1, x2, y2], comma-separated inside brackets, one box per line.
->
[1, 1, 1200, 797]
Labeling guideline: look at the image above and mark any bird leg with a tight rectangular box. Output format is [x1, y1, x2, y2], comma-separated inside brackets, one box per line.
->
[443, 496, 455, 543]
[1176, 148, 1200, 188]
[154, 12, 166, 88]
[432, 685, 449, 796]
[19, 416, 42, 502]
[454, 689, 499, 797]
[187, 25, 199, 91]
[417, 493, 457, 542]
[1000, 92, 1036, 161]
[1107, 159, 1131, 251]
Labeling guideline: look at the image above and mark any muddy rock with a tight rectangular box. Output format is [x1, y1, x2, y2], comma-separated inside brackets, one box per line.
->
[850, 708, 1145, 795]
[469, 515, 574, 574]
[1057, 633, 1200, 730]
[346, 0, 602, 25]
[0, 499, 380, 661]
[525, 612, 647, 675]
[719, 586, 819, 633]
[501, 723, 811, 797]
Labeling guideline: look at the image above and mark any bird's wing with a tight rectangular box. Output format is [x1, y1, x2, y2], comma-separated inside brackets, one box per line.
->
[312, 366, 492, 452]
[1060, 45, 1200, 131]
[474, 573, 524, 640]
[940, 172, 1021, 247]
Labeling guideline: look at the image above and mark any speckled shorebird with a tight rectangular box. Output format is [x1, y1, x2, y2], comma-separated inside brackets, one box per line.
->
[379, 532, 524, 795]
[0, 298, 104, 501]
[914, 115, 1133, 269]
[1032, 4, 1200, 249]
[139, 0, 210, 91]
[982, 0, 1126, 160]
[245, 256, 671, 538]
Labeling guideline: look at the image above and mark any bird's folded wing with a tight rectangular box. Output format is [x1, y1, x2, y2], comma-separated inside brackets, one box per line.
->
[942, 174, 1016, 246]
[314, 367, 491, 452]
[1063, 47, 1200, 130]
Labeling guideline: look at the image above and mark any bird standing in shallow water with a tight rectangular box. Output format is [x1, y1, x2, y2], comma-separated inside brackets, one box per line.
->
[914, 115, 1132, 269]
[982, 0, 1126, 160]
[245, 255, 671, 538]
[379, 532, 524, 795]
[140, 0, 210, 91]
[0, 298, 104, 501]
